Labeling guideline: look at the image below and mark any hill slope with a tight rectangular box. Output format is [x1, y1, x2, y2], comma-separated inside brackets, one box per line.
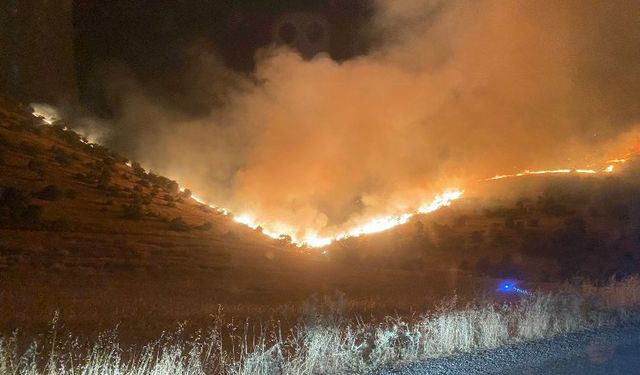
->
[0, 98, 464, 341]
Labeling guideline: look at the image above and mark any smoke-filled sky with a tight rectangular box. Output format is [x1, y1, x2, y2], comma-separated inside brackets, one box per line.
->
[89, 0, 640, 240]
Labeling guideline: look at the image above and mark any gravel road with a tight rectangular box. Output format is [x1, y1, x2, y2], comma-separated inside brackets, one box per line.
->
[376, 323, 640, 375]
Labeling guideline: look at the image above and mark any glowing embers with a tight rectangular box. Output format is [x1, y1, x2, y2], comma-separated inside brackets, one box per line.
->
[497, 280, 529, 295]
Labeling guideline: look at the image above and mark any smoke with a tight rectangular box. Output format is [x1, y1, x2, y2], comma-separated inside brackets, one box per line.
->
[99, 0, 640, 240]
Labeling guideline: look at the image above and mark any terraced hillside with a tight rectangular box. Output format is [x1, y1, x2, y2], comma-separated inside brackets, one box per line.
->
[0, 98, 465, 342]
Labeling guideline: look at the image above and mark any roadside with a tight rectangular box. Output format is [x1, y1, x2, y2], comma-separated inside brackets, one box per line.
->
[378, 323, 640, 375]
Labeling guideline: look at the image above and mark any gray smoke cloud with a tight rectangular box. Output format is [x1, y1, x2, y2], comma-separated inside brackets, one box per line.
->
[97, 0, 640, 240]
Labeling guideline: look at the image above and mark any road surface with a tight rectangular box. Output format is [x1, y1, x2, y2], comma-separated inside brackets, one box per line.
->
[377, 323, 640, 374]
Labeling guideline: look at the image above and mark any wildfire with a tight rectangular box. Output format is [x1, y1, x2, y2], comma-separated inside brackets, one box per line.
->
[176, 157, 630, 249]
[484, 164, 621, 181]
[30, 103, 60, 125]
[28, 105, 635, 250]
[229, 190, 465, 248]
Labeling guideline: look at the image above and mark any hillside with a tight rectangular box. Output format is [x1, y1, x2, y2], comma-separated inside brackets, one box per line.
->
[2, 97, 639, 343]
[327, 169, 640, 282]
[0, 98, 466, 341]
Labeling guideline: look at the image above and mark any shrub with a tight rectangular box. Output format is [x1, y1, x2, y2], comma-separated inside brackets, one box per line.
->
[97, 167, 112, 188]
[27, 158, 45, 172]
[484, 206, 519, 219]
[167, 180, 180, 195]
[74, 173, 92, 184]
[504, 216, 515, 229]
[0, 134, 10, 148]
[0, 187, 30, 209]
[45, 217, 71, 231]
[35, 185, 65, 201]
[102, 157, 116, 167]
[181, 189, 192, 199]
[19, 141, 42, 156]
[51, 147, 72, 166]
[131, 161, 146, 176]
[526, 218, 539, 227]
[453, 215, 468, 227]
[169, 216, 190, 231]
[10, 204, 43, 225]
[65, 189, 78, 199]
[122, 203, 143, 220]
[195, 221, 212, 231]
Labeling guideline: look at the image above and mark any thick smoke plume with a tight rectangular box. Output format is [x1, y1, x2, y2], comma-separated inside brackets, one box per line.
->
[99, 0, 640, 240]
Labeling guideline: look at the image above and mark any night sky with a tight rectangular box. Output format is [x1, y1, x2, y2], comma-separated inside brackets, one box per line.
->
[72, 0, 374, 115]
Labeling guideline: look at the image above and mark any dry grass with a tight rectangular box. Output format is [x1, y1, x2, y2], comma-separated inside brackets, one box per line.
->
[1, 276, 639, 375]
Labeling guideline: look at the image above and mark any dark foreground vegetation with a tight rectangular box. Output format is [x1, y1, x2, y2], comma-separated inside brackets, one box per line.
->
[1, 277, 639, 374]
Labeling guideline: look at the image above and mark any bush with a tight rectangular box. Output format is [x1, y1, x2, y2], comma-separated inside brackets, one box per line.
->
[0, 134, 10, 148]
[51, 146, 72, 166]
[196, 221, 212, 231]
[35, 185, 65, 201]
[167, 180, 180, 195]
[0, 187, 30, 208]
[131, 161, 145, 176]
[1, 187, 43, 226]
[27, 158, 45, 172]
[19, 141, 42, 156]
[122, 203, 143, 220]
[97, 167, 112, 188]
[453, 215, 468, 227]
[27, 159, 46, 179]
[11, 204, 43, 225]
[65, 189, 79, 199]
[169, 216, 190, 231]
[526, 218, 539, 227]
[181, 189, 192, 199]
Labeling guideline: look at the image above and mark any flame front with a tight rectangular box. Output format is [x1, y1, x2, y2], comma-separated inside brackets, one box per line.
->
[28, 105, 637, 251]
[230, 190, 465, 248]
[178, 158, 631, 249]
